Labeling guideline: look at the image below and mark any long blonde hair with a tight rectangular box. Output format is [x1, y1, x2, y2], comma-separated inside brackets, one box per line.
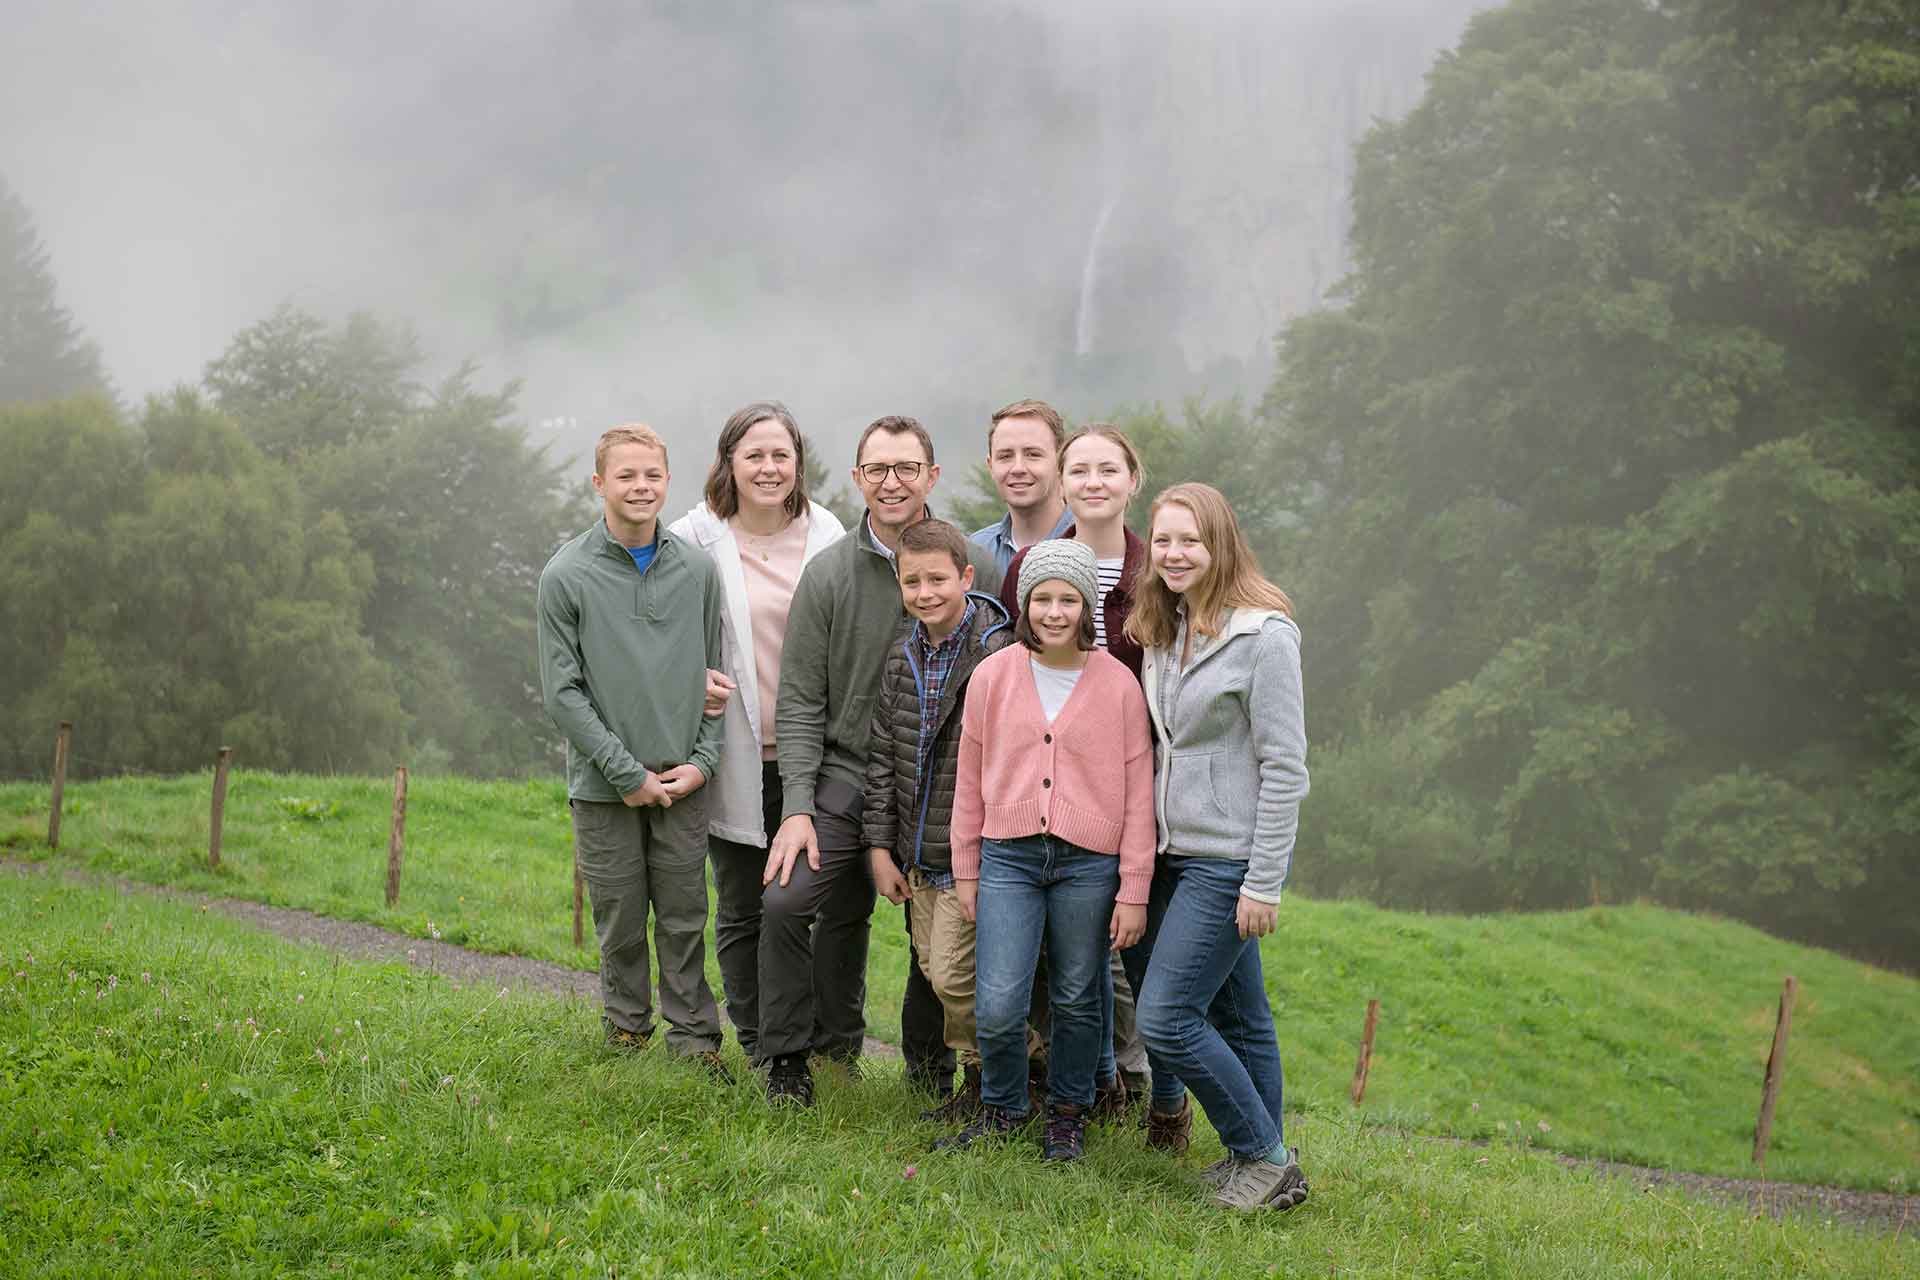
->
[1124, 482, 1293, 649]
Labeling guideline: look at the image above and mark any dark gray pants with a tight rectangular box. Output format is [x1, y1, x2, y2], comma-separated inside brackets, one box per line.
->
[757, 776, 878, 1061]
[708, 761, 783, 1061]
[570, 795, 722, 1054]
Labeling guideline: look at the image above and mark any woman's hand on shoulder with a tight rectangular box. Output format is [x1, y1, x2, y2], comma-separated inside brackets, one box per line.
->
[1235, 895, 1277, 940]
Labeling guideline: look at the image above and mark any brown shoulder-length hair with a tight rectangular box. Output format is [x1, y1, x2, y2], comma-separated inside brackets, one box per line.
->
[1123, 482, 1293, 650]
[1014, 582, 1098, 654]
[702, 401, 811, 521]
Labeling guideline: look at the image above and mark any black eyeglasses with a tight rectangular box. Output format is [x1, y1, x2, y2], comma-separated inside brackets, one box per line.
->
[858, 461, 924, 484]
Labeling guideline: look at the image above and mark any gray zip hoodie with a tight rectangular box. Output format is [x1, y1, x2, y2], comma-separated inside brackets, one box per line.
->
[1140, 607, 1308, 904]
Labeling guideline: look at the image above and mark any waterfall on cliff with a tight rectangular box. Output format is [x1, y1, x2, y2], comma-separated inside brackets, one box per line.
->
[1074, 194, 1119, 358]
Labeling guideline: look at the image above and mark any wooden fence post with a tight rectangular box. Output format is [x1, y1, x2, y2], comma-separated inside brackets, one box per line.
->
[208, 747, 233, 868]
[385, 766, 408, 907]
[1753, 974, 1798, 1166]
[1350, 998, 1380, 1105]
[573, 856, 585, 948]
[47, 721, 72, 849]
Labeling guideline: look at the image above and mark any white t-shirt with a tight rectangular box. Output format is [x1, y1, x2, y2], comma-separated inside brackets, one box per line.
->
[1029, 656, 1085, 723]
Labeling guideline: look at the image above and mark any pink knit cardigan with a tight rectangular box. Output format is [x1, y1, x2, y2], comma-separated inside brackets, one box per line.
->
[949, 644, 1156, 904]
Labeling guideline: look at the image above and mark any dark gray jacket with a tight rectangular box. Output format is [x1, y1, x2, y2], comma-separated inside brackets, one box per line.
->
[860, 594, 1014, 874]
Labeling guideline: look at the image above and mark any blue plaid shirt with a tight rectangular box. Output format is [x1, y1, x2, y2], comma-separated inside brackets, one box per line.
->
[908, 600, 977, 887]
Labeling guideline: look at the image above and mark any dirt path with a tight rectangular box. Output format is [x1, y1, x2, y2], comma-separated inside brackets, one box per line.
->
[8, 859, 1915, 1235]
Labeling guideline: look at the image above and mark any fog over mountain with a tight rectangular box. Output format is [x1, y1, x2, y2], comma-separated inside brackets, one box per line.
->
[3, 0, 1482, 498]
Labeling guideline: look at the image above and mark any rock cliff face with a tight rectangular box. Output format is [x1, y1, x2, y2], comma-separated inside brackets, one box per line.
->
[1044, 2, 1483, 396]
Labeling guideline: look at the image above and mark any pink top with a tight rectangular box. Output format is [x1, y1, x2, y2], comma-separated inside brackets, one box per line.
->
[736, 513, 810, 759]
[950, 644, 1156, 904]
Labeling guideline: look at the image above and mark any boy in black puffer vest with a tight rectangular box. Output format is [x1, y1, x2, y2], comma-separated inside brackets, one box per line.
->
[864, 519, 1020, 1120]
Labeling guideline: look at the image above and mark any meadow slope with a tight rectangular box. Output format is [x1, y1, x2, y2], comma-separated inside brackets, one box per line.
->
[3, 772, 1916, 1194]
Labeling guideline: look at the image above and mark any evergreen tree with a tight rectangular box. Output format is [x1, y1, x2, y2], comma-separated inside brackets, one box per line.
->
[0, 176, 108, 404]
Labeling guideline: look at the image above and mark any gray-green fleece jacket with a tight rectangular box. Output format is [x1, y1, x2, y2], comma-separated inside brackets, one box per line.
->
[776, 513, 1002, 820]
[1140, 607, 1308, 905]
[537, 519, 724, 802]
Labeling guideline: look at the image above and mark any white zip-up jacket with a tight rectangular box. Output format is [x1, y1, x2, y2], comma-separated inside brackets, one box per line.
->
[669, 499, 845, 846]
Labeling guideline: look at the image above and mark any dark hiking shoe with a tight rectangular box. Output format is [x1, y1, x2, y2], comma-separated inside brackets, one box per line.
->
[930, 1105, 1030, 1152]
[1145, 1096, 1193, 1153]
[603, 1020, 650, 1053]
[920, 1063, 982, 1123]
[1090, 1073, 1133, 1123]
[766, 1054, 814, 1108]
[1213, 1147, 1309, 1212]
[813, 1049, 865, 1083]
[905, 1060, 955, 1099]
[1041, 1102, 1088, 1162]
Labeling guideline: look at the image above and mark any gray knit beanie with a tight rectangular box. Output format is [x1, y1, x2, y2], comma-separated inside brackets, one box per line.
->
[1018, 539, 1100, 617]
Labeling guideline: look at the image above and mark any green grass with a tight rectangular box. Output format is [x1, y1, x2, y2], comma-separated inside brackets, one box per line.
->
[4, 773, 1919, 1193]
[2, 877, 1911, 1279]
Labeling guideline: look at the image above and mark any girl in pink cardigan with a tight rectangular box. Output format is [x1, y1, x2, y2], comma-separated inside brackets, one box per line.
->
[932, 539, 1155, 1162]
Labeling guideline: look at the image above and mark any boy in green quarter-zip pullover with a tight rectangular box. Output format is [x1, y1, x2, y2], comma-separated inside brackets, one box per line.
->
[537, 424, 727, 1068]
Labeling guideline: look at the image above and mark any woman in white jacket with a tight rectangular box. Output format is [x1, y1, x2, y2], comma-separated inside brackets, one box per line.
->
[670, 402, 844, 1063]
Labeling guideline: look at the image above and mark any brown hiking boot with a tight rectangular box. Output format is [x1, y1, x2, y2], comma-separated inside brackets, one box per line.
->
[1090, 1073, 1132, 1123]
[920, 1063, 982, 1123]
[1026, 1056, 1049, 1115]
[1145, 1096, 1193, 1153]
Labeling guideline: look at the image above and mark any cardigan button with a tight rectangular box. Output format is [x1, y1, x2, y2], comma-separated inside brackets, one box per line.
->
[1043, 733, 1052, 744]
[1042, 778, 1051, 788]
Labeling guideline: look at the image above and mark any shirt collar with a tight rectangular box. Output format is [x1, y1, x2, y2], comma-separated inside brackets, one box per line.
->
[914, 599, 977, 656]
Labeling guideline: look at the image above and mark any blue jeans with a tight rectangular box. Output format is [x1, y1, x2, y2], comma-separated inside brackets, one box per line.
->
[1136, 855, 1286, 1160]
[974, 834, 1120, 1114]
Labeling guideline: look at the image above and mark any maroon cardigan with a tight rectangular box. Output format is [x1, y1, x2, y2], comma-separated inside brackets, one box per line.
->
[999, 524, 1147, 681]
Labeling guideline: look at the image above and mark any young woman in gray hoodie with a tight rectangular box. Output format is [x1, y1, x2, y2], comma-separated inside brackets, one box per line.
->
[1127, 482, 1311, 1214]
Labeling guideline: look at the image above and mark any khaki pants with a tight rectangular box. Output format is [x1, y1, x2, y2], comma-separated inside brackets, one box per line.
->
[569, 795, 722, 1054]
[908, 869, 980, 1066]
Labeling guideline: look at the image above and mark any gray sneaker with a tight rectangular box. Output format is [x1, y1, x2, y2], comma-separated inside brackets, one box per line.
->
[1212, 1147, 1309, 1212]
[1200, 1155, 1242, 1190]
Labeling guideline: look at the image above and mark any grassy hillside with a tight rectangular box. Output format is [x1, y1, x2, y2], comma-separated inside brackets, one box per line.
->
[4, 773, 1917, 1192]
[3, 877, 1911, 1279]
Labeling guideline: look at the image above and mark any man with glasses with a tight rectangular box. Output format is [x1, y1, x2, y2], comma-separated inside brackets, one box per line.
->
[759, 415, 1002, 1106]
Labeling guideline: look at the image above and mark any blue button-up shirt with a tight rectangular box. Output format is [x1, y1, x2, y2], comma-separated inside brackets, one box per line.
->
[968, 506, 1075, 578]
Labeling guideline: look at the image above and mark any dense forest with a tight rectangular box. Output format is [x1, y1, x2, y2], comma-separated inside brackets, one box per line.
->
[2, 0, 1914, 964]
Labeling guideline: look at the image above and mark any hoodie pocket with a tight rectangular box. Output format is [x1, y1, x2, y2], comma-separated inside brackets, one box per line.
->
[1168, 751, 1230, 821]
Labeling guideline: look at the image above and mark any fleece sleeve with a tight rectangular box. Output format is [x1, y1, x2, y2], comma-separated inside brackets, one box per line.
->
[537, 568, 648, 796]
[774, 556, 834, 821]
[688, 563, 726, 783]
[1241, 619, 1310, 904]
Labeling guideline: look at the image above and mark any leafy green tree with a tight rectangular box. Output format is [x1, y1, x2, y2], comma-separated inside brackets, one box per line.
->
[0, 177, 108, 404]
[0, 393, 404, 776]
[204, 308, 584, 775]
[1265, 0, 1920, 961]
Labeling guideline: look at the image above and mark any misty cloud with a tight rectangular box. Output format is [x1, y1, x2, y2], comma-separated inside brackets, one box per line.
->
[2, 0, 1482, 506]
